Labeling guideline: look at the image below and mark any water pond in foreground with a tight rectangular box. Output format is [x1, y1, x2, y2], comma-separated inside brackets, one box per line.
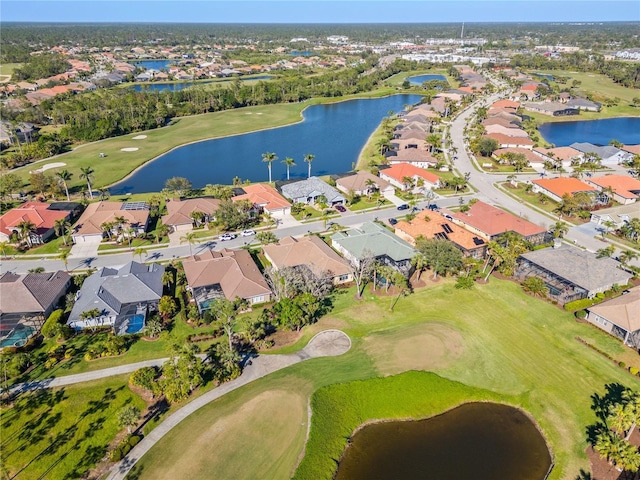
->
[408, 74, 448, 85]
[334, 402, 552, 480]
[538, 116, 640, 147]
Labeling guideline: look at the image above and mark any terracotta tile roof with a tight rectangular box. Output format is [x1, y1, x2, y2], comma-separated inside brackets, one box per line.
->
[182, 248, 270, 301]
[484, 133, 533, 147]
[162, 197, 221, 227]
[587, 175, 640, 200]
[450, 200, 546, 238]
[395, 210, 486, 251]
[491, 99, 520, 109]
[379, 162, 440, 185]
[73, 201, 149, 236]
[232, 183, 291, 212]
[493, 148, 539, 164]
[622, 144, 640, 155]
[484, 125, 529, 137]
[533, 146, 583, 162]
[262, 235, 351, 278]
[390, 148, 439, 164]
[0, 202, 70, 238]
[520, 84, 539, 91]
[588, 286, 640, 332]
[532, 177, 597, 197]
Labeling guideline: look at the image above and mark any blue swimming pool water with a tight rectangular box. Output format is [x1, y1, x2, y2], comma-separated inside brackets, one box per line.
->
[0, 326, 35, 348]
[126, 315, 145, 334]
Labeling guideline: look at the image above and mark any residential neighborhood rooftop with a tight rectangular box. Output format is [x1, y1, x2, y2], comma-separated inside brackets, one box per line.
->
[587, 286, 640, 334]
[532, 177, 598, 197]
[450, 201, 547, 238]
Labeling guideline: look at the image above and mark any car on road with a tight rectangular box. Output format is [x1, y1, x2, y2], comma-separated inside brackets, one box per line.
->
[241, 229, 256, 237]
[428, 203, 439, 211]
[388, 217, 398, 226]
[396, 204, 410, 211]
[335, 204, 347, 213]
[219, 233, 236, 241]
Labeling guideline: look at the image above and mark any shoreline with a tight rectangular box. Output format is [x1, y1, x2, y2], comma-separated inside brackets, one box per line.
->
[108, 91, 419, 191]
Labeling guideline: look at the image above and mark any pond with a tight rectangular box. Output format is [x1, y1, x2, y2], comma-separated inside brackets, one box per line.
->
[130, 75, 274, 93]
[408, 74, 448, 85]
[334, 402, 552, 480]
[110, 94, 422, 194]
[534, 73, 555, 81]
[133, 59, 175, 71]
[538, 117, 640, 147]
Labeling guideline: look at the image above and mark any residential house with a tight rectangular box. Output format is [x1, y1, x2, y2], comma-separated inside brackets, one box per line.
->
[72, 201, 150, 244]
[0, 271, 71, 345]
[570, 142, 633, 165]
[68, 261, 164, 334]
[182, 248, 271, 312]
[0, 121, 39, 145]
[386, 148, 439, 168]
[262, 235, 352, 285]
[161, 197, 222, 232]
[379, 162, 440, 192]
[586, 286, 640, 347]
[492, 148, 539, 166]
[531, 177, 598, 203]
[532, 146, 584, 168]
[336, 171, 394, 197]
[566, 98, 601, 112]
[590, 203, 640, 229]
[523, 102, 579, 117]
[484, 133, 534, 150]
[515, 244, 633, 304]
[0, 202, 79, 245]
[280, 177, 345, 205]
[484, 125, 530, 138]
[448, 200, 548, 245]
[585, 175, 640, 205]
[621, 144, 640, 157]
[331, 221, 416, 275]
[231, 183, 292, 217]
[394, 210, 486, 258]
[490, 99, 520, 110]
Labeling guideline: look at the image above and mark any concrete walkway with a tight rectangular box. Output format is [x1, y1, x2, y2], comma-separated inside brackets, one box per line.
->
[105, 329, 351, 480]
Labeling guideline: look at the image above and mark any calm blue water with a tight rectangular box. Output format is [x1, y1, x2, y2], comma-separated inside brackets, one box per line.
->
[289, 51, 314, 56]
[111, 94, 422, 194]
[408, 74, 447, 85]
[534, 73, 555, 81]
[134, 59, 174, 71]
[131, 75, 274, 93]
[538, 117, 640, 147]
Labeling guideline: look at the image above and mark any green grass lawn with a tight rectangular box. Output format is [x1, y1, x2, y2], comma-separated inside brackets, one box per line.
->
[130, 278, 636, 480]
[0, 375, 145, 480]
[0, 62, 21, 78]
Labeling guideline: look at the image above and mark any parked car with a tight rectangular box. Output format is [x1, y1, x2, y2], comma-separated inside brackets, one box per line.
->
[388, 217, 398, 226]
[428, 203, 439, 211]
[396, 204, 410, 211]
[219, 233, 236, 241]
[241, 229, 256, 237]
[335, 204, 347, 213]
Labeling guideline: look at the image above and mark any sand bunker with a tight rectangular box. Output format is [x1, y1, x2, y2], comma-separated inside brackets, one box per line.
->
[121, 147, 139, 152]
[132, 135, 147, 140]
[30, 162, 67, 173]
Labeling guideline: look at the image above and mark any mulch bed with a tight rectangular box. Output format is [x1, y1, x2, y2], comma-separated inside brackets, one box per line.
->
[587, 428, 640, 480]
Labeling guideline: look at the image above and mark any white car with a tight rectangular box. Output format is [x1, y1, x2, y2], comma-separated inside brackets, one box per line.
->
[241, 229, 256, 237]
[219, 233, 236, 241]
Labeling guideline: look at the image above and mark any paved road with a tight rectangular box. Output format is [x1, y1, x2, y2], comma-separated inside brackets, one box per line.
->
[105, 329, 351, 480]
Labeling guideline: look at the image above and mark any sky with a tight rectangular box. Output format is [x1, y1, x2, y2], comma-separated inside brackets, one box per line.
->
[1, 0, 639, 23]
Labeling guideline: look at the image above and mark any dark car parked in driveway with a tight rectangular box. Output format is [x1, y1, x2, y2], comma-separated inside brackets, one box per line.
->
[396, 204, 409, 211]
[335, 204, 347, 212]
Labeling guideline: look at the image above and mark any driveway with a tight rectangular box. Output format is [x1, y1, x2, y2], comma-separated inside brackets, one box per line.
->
[69, 238, 101, 258]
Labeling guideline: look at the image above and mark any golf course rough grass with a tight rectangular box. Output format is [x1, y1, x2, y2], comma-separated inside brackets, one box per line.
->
[0, 375, 145, 480]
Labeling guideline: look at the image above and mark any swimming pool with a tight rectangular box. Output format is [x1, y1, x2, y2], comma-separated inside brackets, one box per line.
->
[126, 315, 145, 334]
[0, 325, 35, 349]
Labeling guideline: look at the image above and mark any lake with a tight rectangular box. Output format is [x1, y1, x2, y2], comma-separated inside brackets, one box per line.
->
[538, 117, 640, 147]
[334, 403, 552, 480]
[134, 59, 174, 71]
[408, 74, 447, 85]
[534, 73, 555, 81]
[110, 94, 422, 194]
[131, 75, 274, 93]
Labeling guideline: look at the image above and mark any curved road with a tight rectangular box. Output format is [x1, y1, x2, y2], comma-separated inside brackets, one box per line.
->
[106, 329, 351, 480]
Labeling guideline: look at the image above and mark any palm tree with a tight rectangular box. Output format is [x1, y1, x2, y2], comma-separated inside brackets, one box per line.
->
[100, 221, 114, 240]
[0, 241, 15, 259]
[58, 248, 71, 272]
[411, 252, 428, 281]
[550, 221, 569, 239]
[261, 152, 277, 183]
[303, 153, 315, 178]
[79, 166, 95, 200]
[619, 250, 639, 269]
[133, 247, 147, 262]
[54, 218, 72, 246]
[181, 231, 197, 256]
[17, 220, 36, 248]
[117, 405, 140, 434]
[114, 216, 127, 237]
[282, 157, 296, 180]
[55, 169, 72, 201]
[364, 178, 377, 200]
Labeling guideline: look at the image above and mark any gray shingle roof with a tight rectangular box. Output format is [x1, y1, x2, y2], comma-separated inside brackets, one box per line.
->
[570, 143, 622, 159]
[520, 244, 632, 293]
[280, 177, 345, 204]
[69, 261, 164, 322]
[331, 221, 415, 261]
